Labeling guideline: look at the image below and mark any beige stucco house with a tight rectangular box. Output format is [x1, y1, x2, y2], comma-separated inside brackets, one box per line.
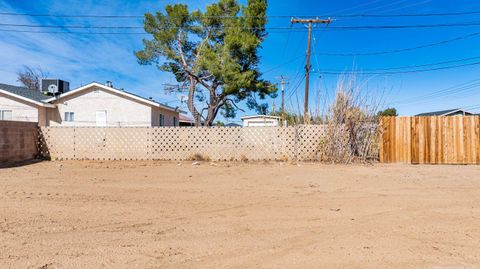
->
[0, 83, 54, 125]
[0, 82, 180, 127]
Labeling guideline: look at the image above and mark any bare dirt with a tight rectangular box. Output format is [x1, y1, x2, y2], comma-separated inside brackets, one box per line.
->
[1, 161, 480, 269]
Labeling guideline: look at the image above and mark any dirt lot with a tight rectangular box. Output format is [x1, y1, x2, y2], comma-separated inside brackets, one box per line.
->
[1, 161, 480, 269]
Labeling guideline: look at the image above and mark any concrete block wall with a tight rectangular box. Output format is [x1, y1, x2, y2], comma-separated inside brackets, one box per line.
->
[0, 121, 39, 165]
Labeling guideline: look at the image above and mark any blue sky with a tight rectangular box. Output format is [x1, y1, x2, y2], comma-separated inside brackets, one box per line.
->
[1, 0, 480, 122]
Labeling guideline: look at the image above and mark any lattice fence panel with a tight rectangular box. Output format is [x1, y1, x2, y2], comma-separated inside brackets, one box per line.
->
[39, 127, 75, 160]
[240, 127, 291, 160]
[296, 125, 326, 161]
[39, 126, 326, 161]
[73, 128, 151, 160]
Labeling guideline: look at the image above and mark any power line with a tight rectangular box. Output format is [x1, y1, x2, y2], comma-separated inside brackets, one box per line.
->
[263, 54, 304, 74]
[353, 0, 412, 15]
[0, 12, 144, 18]
[2, 29, 479, 60]
[0, 29, 146, 35]
[331, 56, 480, 72]
[393, 82, 480, 107]
[4, 21, 480, 31]
[315, 61, 480, 75]
[0, 23, 142, 29]
[313, 32, 480, 56]
[326, 0, 384, 15]
[369, 0, 432, 15]
[3, 10, 480, 18]
[392, 78, 480, 105]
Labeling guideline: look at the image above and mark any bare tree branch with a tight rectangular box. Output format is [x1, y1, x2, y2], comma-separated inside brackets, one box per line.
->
[16, 66, 48, 91]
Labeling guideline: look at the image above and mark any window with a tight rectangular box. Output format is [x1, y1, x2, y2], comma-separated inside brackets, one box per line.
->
[173, 116, 178, 127]
[64, 112, 75, 122]
[159, 114, 164, 126]
[0, 110, 12, 121]
[95, 110, 107, 127]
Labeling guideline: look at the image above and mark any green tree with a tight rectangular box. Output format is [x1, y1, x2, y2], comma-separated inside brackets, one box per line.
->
[214, 120, 225, 126]
[377, 107, 398, 117]
[270, 111, 299, 126]
[136, 0, 277, 126]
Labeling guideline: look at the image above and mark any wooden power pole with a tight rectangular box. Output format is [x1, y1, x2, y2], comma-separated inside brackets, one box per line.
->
[291, 17, 331, 124]
[275, 75, 289, 113]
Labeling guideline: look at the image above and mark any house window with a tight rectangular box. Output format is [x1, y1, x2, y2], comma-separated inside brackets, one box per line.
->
[159, 114, 164, 126]
[173, 116, 178, 127]
[64, 112, 75, 122]
[0, 110, 12, 121]
[95, 110, 107, 127]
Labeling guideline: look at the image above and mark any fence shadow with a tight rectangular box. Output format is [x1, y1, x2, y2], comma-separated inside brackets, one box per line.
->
[0, 159, 44, 169]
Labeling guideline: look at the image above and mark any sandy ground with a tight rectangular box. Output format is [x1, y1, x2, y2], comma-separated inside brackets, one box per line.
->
[1, 161, 480, 269]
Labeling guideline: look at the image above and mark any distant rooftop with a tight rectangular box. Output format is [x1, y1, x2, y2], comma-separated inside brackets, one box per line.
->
[0, 83, 49, 102]
[415, 108, 476, 116]
[240, 115, 281, 120]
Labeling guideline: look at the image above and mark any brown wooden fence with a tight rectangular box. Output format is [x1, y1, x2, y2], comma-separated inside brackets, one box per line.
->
[380, 116, 480, 164]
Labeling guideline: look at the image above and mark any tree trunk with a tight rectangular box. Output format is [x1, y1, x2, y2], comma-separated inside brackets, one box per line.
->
[187, 78, 202, 126]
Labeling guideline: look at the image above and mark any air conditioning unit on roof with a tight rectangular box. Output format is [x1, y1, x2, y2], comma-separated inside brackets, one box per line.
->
[41, 79, 70, 95]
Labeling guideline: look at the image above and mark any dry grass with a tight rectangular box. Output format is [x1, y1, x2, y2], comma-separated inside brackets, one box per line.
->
[320, 76, 380, 163]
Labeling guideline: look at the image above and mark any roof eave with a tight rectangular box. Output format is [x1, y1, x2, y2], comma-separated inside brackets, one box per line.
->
[0, 89, 54, 108]
[46, 82, 179, 113]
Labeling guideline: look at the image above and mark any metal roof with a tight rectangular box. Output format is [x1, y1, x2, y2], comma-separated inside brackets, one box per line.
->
[240, 115, 281, 120]
[0, 83, 49, 102]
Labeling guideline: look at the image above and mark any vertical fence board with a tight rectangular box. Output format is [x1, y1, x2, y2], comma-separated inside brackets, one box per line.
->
[380, 116, 480, 164]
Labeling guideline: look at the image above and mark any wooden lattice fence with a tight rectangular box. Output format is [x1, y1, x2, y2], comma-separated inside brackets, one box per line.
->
[38, 125, 326, 161]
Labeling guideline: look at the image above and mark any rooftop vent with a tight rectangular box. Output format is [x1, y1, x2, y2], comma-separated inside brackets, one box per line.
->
[106, 81, 113, 87]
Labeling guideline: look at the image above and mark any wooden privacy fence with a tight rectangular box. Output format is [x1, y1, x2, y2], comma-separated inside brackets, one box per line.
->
[38, 125, 326, 161]
[380, 116, 480, 164]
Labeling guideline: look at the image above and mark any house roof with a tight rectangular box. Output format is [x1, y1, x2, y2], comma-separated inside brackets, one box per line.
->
[415, 108, 476, 116]
[0, 83, 55, 107]
[241, 115, 281, 120]
[179, 113, 195, 123]
[45, 82, 179, 112]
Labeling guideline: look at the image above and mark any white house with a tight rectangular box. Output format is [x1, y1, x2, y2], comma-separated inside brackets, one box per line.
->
[0, 83, 55, 125]
[241, 115, 281, 127]
[0, 81, 180, 127]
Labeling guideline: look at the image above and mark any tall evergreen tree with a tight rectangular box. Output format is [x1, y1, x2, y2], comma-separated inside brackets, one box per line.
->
[136, 0, 277, 126]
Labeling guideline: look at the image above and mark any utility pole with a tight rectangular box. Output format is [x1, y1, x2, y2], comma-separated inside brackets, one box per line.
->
[275, 75, 289, 114]
[291, 17, 331, 124]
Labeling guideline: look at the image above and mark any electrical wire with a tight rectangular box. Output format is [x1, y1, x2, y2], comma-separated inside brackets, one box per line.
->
[326, 56, 480, 72]
[325, 0, 384, 15]
[3, 10, 480, 19]
[312, 32, 480, 56]
[391, 78, 480, 105]
[4, 21, 480, 31]
[315, 61, 480, 75]
[353, 0, 412, 15]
